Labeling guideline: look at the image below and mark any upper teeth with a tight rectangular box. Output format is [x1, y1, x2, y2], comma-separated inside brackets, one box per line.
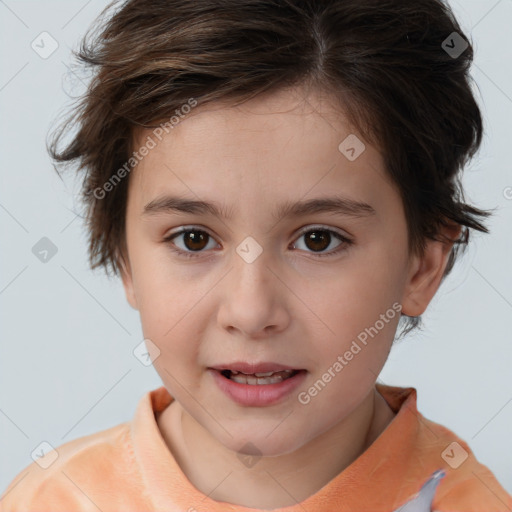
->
[227, 369, 295, 385]
[254, 371, 278, 377]
[230, 370, 293, 377]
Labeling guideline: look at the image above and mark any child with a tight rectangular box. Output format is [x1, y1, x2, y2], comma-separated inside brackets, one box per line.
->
[1, 0, 511, 510]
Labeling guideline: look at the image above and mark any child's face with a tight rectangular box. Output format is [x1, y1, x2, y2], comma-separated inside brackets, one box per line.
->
[121, 86, 431, 456]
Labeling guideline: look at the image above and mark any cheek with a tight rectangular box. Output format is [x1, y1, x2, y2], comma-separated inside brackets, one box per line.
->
[132, 266, 208, 369]
[318, 251, 404, 322]
[132, 268, 186, 348]
[304, 247, 404, 365]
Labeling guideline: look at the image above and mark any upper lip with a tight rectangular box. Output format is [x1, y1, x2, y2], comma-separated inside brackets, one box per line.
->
[209, 362, 304, 374]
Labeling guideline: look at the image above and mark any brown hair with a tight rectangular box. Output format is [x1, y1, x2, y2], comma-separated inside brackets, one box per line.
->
[48, 0, 492, 339]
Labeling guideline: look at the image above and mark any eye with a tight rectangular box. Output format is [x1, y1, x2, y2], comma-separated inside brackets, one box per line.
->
[163, 227, 219, 259]
[291, 226, 353, 258]
[162, 225, 353, 259]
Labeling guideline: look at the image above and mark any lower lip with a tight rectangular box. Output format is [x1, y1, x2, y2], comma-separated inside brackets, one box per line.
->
[208, 369, 307, 407]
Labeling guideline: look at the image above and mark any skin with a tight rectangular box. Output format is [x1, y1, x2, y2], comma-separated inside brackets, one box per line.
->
[120, 85, 460, 509]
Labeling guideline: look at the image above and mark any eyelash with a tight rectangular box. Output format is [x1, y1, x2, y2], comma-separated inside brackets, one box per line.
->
[162, 225, 353, 260]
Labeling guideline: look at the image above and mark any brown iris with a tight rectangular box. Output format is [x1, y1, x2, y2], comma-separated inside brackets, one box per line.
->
[302, 230, 331, 252]
[183, 230, 209, 251]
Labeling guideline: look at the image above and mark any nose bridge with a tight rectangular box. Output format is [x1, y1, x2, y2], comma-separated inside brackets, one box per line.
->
[232, 234, 275, 296]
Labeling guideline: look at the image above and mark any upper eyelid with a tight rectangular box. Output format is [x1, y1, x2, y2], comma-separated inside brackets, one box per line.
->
[167, 224, 350, 239]
[295, 224, 350, 237]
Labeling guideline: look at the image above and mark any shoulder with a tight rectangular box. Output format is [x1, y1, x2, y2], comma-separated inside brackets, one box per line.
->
[377, 384, 511, 510]
[0, 422, 149, 512]
[418, 415, 512, 511]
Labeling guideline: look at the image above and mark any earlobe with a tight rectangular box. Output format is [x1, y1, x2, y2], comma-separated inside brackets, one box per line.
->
[119, 255, 139, 311]
[401, 223, 461, 317]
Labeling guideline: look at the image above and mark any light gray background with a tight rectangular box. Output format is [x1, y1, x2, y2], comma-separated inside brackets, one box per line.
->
[1, 0, 511, 498]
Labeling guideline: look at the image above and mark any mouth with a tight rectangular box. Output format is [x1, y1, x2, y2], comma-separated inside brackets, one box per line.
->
[208, 364, 308, 406]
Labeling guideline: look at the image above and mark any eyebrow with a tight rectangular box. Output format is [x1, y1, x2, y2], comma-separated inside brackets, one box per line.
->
[142, 194, 376, 221]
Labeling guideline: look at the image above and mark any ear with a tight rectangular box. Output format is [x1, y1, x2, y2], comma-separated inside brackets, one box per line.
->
[401, 222, 462, 317]
[118, 251, 139, 311]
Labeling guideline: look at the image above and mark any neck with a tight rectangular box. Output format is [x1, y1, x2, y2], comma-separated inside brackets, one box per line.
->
[157, 386, 395, 509]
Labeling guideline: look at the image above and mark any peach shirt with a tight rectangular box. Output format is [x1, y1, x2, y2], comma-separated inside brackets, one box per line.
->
[1, 384, 511, 511]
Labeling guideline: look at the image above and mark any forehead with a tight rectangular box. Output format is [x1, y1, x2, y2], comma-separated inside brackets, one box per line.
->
[127, 86, 393, 216]
[133, 86, 353, 149]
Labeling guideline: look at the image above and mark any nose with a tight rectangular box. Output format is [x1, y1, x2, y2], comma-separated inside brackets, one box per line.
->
[216, 247, 290, 339]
